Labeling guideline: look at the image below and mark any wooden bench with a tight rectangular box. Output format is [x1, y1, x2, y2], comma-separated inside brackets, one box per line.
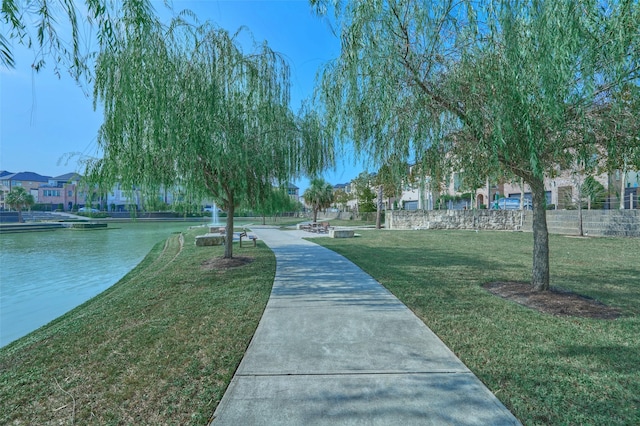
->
[306, 222, 332, 233]
[313, 222, 332, 233]
[320, 222, 332, 233]
[239, 230, 258, 247]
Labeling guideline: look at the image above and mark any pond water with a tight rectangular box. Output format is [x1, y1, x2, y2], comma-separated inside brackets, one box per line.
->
[0, 221, 206, 347]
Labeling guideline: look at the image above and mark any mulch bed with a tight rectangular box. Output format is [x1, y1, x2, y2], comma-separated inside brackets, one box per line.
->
[201, 256, 254, 271]
[483, 281, 621, 319]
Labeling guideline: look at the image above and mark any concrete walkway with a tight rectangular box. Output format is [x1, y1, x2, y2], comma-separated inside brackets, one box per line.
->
[211, 227, 521, 425]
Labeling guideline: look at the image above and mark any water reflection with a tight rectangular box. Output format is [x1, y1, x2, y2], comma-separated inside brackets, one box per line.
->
[0, 222, 204, 347]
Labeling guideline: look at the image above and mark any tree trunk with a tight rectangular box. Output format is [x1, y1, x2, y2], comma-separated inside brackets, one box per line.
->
[530, 178, 550, 291]
[376, 184, 383, 229]
[578, 202, 584, 236]
[486, 177, 490, 209]
[313, 207, 318, 222]
[224, 193, 235, 259]
[620, 163, 627, 210]
[577, 183, 584, 237]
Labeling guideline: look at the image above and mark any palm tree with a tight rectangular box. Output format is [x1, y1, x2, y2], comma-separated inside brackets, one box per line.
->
[303, 178, 334, 223]
[5, 187, 35, 223]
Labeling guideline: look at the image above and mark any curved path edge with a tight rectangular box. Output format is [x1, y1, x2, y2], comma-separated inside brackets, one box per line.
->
[211, 227, 521, 425]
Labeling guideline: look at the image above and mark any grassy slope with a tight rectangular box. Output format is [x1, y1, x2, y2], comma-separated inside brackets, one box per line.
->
[0, 228, 274, 425]
[315, 230, 639, 425]
[2, 226, 638, 425]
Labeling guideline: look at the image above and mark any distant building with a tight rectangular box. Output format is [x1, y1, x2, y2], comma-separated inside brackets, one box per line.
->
[286, 183, 299, 201]
[332, 182, 356, 211]
[333, 182, 353, 194]
[0, 171, 51, 210]
[37, 173, 89, 211]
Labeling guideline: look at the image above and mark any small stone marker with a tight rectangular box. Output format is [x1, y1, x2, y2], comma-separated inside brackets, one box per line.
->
[195, 233, 225, 246]
[329, 229, 354, 238]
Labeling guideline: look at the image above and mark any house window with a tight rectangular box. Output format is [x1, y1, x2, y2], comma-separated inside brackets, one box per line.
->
[404, 200, 418, 210]
[68, 191, 73, 197]
[453, 173, 463, 192]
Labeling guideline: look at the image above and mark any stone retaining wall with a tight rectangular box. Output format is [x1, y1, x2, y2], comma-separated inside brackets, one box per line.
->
[386, 209, 639, 237]
[522, 210, 639, 237]
[386, 210, 523, 231]
[0, 212, 20, 223]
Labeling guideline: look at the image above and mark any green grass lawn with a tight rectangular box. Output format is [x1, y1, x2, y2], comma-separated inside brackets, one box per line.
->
[2, 227, 637, 425]
[0, 228, 274, 425]
[314, 230, 640, 425]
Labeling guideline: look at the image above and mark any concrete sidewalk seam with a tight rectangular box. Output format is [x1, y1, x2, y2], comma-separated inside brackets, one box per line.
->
[235, 371, 476, 377]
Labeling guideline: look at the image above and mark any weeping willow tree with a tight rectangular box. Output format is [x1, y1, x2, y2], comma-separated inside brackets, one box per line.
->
[252, 186, 298, 225]
[314, 0, 640, 291]
[1, 0, 155, 82]
[87, 11, 333, 258]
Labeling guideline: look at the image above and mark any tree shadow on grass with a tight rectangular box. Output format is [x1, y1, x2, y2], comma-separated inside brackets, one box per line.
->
[557, 344, 640, 373]
[319, 236, 636, 319]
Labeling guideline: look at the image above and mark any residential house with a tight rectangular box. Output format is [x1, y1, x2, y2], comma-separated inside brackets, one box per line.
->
[37, 173, 89, 211]
[372, 164, 639, 211]
[332, 183, 350, 193]
[0, 171, 51, 210]
[475, 170, 638, 210]
[106, 183, 142, 212]
[332, 182, 357, 211]
[610, 170, 640, 209]
[286, 183, 299, 201]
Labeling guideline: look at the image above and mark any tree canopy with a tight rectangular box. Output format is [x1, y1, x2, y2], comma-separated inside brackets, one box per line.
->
[86, 12, 333, 257]
[314, 0, 640, 290]
[252, 186, 299, 225]
[1, 0, 156, 82]
[353, 172, 377, 213]
[303, 177, 334, 222]
[5, 187, 35, 222]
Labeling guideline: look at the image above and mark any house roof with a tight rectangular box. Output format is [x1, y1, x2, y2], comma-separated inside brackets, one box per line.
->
[0, 170, 14, 178]
[0, 171, 51, 182]
[53, 172, 82, 182]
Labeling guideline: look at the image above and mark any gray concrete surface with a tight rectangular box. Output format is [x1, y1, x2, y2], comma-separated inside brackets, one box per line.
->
[211, 227, 521, 425]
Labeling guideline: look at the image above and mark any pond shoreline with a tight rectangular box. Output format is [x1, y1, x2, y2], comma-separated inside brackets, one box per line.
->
[0, 217, 211, 233]
[0, 221, 208, 347]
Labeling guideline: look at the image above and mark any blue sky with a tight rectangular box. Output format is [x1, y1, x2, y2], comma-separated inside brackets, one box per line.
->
[0, 0, 363, 191]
